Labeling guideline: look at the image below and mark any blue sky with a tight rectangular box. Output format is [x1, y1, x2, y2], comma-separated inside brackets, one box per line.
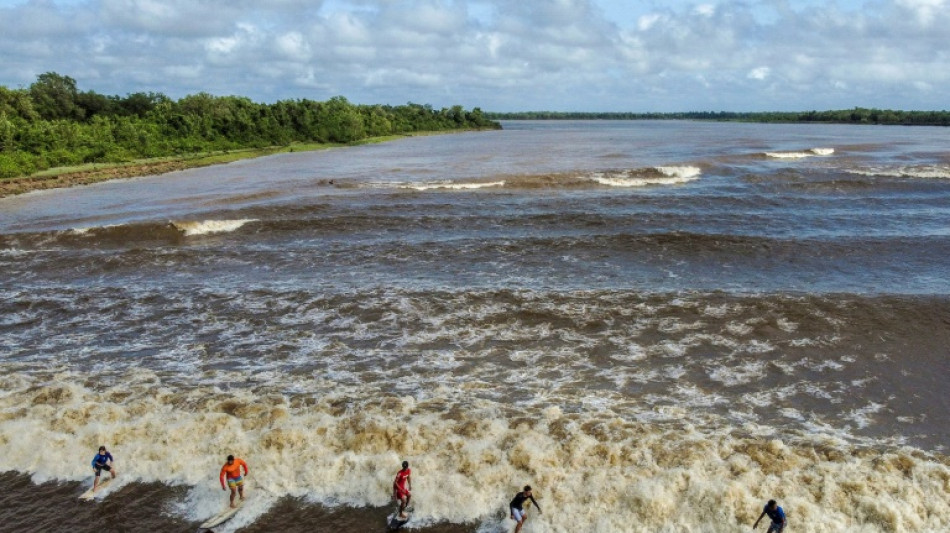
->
[0, 0, 947, 111]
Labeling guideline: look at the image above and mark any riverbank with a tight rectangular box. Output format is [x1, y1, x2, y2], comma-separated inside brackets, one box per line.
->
[0, 134, 431, 199]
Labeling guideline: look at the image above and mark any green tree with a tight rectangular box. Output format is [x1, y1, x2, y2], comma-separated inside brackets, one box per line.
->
[29, 72, 84, 121]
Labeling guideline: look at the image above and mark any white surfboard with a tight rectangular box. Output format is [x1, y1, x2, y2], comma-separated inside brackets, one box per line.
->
[386, 506, 413, 531]
[200, 499, 245, 530]
[79, 477, 113, 501]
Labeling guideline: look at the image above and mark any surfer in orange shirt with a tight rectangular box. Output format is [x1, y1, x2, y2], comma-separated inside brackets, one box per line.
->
[219, 455, 249, 508]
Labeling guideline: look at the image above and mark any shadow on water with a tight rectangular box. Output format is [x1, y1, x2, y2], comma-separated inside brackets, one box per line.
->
[0, 472, 194, 532]
[0, 473, 479, 533]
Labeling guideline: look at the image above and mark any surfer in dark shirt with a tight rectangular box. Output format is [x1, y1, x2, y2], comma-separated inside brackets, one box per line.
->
[753, 499, 787, 532]
[509, 485, 542, 533]
[90, 445, 117, 491]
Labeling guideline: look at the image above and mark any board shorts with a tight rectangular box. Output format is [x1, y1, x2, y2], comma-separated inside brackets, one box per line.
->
[94, 464, 111, 476]
[394, 486, 410, 500]
[511, 507, 526, 522]
[767, 523, 785, 533]
[226, 476, 244, 489]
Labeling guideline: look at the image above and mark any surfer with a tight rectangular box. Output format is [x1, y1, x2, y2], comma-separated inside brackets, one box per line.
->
[753, 499, 787, 532]
[219, 455, 249, 508]
[91, 445, 117, 490]
[510, 485, 542, 533]
[392, 461, 412, 519]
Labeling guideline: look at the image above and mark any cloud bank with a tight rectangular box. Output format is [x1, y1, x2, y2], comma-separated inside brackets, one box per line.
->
[0, 0, 947, 111]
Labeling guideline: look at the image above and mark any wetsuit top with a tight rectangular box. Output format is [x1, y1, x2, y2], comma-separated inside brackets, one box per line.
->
[219, 458, 249, 488]
[765, 505, 786, 524]
[510, 491, 541, 513]
[393, 468, 411, 490]
[91, 452, 113, 469]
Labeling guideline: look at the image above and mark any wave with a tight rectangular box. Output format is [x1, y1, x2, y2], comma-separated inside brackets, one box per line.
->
[764, 148, 835, 159]
[0, 366, 948, 532]
[0, 219, 258, 247]
[846, 165, 950, 180]
[350, 165, 703, 192]
[589, 166, 702, 187]
[171, 219, 257, 236]
[398, 180, 506, 191]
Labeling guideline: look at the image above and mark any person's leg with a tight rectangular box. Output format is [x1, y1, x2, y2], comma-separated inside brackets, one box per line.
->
[514, 516, 526, 533]
[238, 481, 245, 501]
[513, 509, 526, 533]
[229, 486, 237, 508]
[398, 495, 407, 518]
[93, 472, 101, 490]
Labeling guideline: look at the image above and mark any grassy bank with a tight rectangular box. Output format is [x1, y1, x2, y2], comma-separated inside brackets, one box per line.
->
[0, 132, 447, 198]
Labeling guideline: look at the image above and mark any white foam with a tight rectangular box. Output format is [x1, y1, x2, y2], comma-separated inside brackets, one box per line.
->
[847, 165, 950, 180]
[590, 166, 701, 187]
[656, 165, 703, 179]
[399, 181, 505, 191]
[707, 360, 767, 386]
[1, 370, 949, 532]
[765, 148, 834, 159]
[172, 219, 257, 236]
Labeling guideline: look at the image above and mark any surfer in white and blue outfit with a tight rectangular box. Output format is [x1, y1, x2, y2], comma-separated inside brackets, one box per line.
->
[753, 499, 787, 532]
[91, 445, 117, 490]
[509, 485, 542, 533]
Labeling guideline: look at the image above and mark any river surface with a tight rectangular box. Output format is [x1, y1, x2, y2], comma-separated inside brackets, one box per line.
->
[1, 120, 949, 532]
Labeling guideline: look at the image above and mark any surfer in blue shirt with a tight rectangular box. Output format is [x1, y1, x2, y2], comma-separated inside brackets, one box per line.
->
[753, 499, 786, 532]
[91, 445, 117, 491]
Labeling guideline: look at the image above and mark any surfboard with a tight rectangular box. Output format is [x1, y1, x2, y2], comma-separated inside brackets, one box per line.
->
[199, 499, 244, 530]
[386, 506, 413, 531]
[79, 477, 113, 501]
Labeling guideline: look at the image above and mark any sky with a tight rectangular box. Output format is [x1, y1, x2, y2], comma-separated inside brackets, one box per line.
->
[0, 0, 947, 112]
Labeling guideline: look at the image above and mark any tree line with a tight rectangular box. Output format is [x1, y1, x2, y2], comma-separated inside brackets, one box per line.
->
[485, 109, 950, 126]
[0, 72, 500, 179]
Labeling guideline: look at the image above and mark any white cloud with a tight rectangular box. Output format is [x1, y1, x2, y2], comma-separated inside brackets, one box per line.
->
[695, 4, 715, 17]
[896, 0, 946, 24]
[747, 67, 770, 80]
[637, 13, 661, 31]
[0, 0, 947, 111]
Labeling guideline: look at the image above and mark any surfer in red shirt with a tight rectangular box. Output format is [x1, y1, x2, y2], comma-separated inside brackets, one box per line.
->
[392, 461, 412, 520]
[219, 455, 249, 508]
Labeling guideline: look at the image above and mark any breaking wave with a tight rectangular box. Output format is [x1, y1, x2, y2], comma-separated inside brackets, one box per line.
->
[590, 166, 702, 187]
[171, 219, 258, 236]
[765, 148, 835, 159]
[0, 367, 947, 533]
[846, 165, 950, 180]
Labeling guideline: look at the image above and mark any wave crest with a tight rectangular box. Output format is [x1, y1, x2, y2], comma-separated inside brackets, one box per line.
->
[765, 148, 835, 159]
[171, 219, 257, 236]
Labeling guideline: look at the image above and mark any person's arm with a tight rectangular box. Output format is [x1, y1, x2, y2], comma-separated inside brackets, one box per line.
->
[241, 459, 249, 477]
[753, 510, 766, 529]
[529, 495, 542, 514]
[91, 456, 97, 470]
[220, 466, 227, 490]
[107, 452, 114, 465]
[407, 473, 411, 492]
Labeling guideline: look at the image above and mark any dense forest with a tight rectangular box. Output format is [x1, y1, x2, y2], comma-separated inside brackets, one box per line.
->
[0, 72, 500, 179]
[486, 110, 950, 126]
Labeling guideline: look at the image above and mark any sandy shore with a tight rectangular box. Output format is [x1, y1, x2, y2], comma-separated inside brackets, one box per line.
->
[0, 131, 454, 199]
[0, 144, 331, 199]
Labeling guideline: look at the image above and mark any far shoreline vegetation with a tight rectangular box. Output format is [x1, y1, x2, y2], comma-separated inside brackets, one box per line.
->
[3, 73, 948, 198]
[485, 110, 950, 126]
[0, 72, 500, 197]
